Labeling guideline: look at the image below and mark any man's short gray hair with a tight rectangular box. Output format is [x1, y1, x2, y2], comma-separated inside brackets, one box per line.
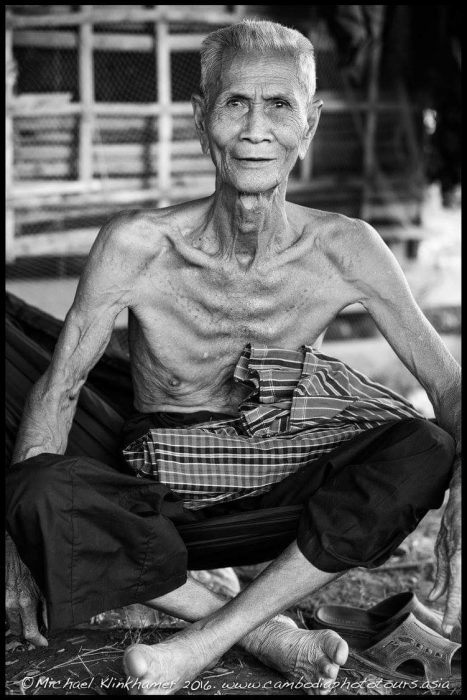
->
[200, 19, 316, 107]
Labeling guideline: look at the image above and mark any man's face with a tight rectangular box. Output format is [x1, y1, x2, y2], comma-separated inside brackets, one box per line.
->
[197, 50, 318, 194]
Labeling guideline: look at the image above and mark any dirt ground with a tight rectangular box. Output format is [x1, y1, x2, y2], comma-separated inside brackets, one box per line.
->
[5, 507, 461, 696]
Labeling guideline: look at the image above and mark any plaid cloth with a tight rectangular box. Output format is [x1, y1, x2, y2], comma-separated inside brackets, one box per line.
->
[122, 345, 423, 510]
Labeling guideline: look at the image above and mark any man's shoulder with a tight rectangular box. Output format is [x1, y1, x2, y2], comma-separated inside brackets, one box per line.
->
[319, 214, 381, 261]
[289, 203, 376, 256]
[92, 198, 209, 259]
[95, 206, 177, 254]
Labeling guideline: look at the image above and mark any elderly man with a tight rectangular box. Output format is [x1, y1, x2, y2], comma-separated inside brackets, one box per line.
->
[6, 19, 461, 695]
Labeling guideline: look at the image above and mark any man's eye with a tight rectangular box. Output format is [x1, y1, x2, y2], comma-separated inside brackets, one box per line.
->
[274, 100, 288, 108]
[227, 99, 243, 107]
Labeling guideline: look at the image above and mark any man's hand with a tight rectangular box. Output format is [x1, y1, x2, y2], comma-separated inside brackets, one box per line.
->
[428, 464, 462, 636]
[6, 532, 48, 647]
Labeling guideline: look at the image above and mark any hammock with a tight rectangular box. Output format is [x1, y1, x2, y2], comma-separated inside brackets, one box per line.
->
[5, 292, 302, 569]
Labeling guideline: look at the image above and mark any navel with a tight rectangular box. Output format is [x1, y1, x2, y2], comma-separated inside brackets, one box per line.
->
[169, 376, 181, 387]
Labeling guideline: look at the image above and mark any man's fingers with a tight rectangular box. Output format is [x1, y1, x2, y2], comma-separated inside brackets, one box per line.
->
[22, 623, 48, 647]
[5, 590, 23, 636]
[19, 600, 48, 647]
[442, 553, 462, 635]
[6, 606, 23, 637]
[428, 579, 447, 601]
[450, 620, 462, 643]
[41, 597, 49, 632]
[428, 556, 448, 601]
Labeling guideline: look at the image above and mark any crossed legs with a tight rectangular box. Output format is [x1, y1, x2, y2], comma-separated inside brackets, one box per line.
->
[123, 419, 456, 695]
[124, 541, 348, 696]
[6, 419, 455, 694]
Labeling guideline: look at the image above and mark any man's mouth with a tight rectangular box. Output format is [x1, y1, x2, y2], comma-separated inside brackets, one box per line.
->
[234, 157, 275, 166]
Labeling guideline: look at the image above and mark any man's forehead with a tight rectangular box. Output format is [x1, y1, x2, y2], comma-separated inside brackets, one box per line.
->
[219, 48, 296, 79]
[212, 50, 303, 98]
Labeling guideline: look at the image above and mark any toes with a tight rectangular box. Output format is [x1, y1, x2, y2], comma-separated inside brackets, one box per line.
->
[323, 662, 339, 681]
[334, 638, 348, 666]
[321, 630, 348, 666]
[314, 675, 336, 697]
[315, 660, 339, 696]
[124, 644, 150, 678]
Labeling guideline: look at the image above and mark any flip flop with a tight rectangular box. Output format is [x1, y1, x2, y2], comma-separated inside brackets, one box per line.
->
[307, 591, 446, 643]
[341, 612, 461, 688]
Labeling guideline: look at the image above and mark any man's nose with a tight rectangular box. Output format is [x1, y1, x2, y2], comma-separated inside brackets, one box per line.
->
[240, 104, 273, 142]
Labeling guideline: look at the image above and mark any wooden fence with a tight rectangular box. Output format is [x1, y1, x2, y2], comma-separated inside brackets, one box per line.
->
[6, 5, 425, 262]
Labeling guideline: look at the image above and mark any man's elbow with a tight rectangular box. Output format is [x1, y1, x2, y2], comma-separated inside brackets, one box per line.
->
[67, 375, 87, 402]
[36, 367, 88, 407]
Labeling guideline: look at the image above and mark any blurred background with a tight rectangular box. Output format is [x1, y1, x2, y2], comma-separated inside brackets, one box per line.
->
[5, 4, 461, 413]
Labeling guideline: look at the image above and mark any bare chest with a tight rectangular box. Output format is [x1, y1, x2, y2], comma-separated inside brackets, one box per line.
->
[129, 253, 351, 386]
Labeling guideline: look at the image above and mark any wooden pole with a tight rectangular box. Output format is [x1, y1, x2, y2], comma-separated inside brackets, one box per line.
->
[8, 6, 240, 29]
[13, 29, 220, 53]
[79, 5, 94, 188]
[361, 13, 384, 221]
[5, 26, 15, 262]
[156, 14, 172, 207]
[396, 80, 424, 218]
[342, 75, 412, 227]
[13, 229, 98, 259]
[12, 101, 194, 118]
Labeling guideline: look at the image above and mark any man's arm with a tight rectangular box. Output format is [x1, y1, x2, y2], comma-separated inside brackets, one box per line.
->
[339, 219, 461, 634]
[12, 215, 135, 463]
[7, 213, 139, 645]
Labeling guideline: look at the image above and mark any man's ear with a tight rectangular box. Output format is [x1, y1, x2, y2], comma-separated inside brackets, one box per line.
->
[298, 98, 322, 160]
[191, 93, 210, 156]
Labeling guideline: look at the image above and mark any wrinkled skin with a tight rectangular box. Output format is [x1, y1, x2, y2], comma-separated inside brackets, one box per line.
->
[6, 532, 48, 646]
[194, 50, 318, 194]
[429, 463, 462, 635]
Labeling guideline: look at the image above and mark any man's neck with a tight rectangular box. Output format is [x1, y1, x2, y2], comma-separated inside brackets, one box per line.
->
[206, 181, 292, 267]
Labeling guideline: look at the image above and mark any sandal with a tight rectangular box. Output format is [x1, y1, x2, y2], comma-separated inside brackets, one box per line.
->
[342, 612, 461, 687]
[307, 591, 446, 643]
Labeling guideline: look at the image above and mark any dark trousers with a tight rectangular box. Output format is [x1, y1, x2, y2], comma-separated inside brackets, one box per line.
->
[5, 293, 455, 632]
[6, 419, 454, 633]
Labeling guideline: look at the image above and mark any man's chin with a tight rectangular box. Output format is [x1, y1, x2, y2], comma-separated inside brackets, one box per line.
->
[225, 175, 285, 195]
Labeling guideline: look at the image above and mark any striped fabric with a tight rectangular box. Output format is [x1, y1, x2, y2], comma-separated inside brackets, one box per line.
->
[122, 345, 423, 510]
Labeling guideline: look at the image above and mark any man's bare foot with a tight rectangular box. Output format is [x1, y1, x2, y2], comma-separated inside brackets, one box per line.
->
[242, 615, 348, 696]
[123, 615, 348, 696]
[123, 628, 218, 696]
